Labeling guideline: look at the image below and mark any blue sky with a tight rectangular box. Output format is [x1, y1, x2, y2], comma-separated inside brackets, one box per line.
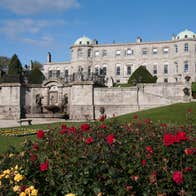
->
[0, 0, 196, 65]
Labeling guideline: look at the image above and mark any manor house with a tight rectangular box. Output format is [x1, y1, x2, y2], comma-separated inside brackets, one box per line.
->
[43, 29, 196, 84]
[0, 29, 194, 120]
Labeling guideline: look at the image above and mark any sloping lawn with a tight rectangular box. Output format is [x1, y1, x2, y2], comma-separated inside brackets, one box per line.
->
[115, 102, 196, 125]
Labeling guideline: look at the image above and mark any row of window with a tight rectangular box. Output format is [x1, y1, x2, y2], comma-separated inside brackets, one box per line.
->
[95, 62, 190, 76]
[77, 43, 193, 58]
[48, 70, 69, 78]
[48, 61, 190, 79]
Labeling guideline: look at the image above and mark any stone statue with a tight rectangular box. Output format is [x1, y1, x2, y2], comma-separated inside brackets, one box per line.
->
[35, 94, 43, 113]
[107, 77, 114, 88]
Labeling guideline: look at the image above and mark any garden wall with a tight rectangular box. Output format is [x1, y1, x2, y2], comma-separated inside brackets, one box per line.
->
[0, 83, 21, 119]
[69, 82, 191, 120]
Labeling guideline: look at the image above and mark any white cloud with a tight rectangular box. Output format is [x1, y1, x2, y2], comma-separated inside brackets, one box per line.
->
[0, 0, 80, 15]
[0, 19, 64, 47]
[0, 19, 49, 38]
[22, 36, 55, 47]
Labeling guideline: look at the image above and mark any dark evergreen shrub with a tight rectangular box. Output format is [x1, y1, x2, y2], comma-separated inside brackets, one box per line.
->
[8, 54, 23, 76]
[28, 67, 45, 84]
[128, 66, 157, 84]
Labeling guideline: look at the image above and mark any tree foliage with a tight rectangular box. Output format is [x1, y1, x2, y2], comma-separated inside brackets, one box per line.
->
[128, 66, 157, 84]
[0, 56, 10, 68]
[28, 65, 45, 84]
[8, 54, 23, 76]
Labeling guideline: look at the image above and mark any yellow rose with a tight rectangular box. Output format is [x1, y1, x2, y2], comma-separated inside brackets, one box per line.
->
[29, 186, 35, 190]
[3, 169, 11, 175]
[9, 153, 14, 158]
[20, 192, 26, 196]
[25, 187, 31, 194]
[13, 185, 20, 192]
[31, 189, 38, 196]
[15, 165, 18, 170]
[0, 180, 1, 186]
[14, 174, 24, 182]
[65, 194, 76, 196]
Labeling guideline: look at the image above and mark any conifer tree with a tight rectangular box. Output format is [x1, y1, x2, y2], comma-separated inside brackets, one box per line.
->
[8, 54, 23, 75]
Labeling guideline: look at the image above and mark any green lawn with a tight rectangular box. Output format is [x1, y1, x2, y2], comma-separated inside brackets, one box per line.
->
[0, 102, 195, 154]
[115, 102, 196, 125]
[0, 135, 35, 153]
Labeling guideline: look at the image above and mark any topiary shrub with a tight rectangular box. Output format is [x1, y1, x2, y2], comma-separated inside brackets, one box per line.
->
[128, 66, 157, 85]
[28, 67, 45, 84]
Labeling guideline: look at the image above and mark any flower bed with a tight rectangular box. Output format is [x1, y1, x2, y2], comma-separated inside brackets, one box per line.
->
[0, 128, 48, 137]
[0, 116, 195, 195]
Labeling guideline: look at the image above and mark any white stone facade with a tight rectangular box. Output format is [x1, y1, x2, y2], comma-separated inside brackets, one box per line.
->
[43, 29, 196, 84]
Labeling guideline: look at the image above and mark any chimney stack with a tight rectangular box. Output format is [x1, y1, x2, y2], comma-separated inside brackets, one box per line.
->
[47, 52, 51, 63]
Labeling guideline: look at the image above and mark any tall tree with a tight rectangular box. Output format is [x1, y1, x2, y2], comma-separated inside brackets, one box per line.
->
[8, 54, 23, 76]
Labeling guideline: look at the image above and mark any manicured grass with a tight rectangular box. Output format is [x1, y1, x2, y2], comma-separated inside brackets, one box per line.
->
[115, 102, 196, 125]
[0, 135, 35, 153]
[192, 82, 196, 91]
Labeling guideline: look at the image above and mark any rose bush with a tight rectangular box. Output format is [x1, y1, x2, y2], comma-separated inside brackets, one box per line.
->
[0, 116, 195, 195]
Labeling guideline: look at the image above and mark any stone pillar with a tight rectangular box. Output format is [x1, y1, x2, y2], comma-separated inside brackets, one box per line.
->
[70, 81, 94, 120]
[0, 83, 21, 119]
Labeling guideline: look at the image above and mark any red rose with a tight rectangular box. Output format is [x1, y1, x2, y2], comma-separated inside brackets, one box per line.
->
[80, 123, 90, 131]
[173, 171, 183, 184]
[61, 124, 67, 130]
[184, 148, 196, 155]
[86, 137, 94, 144]
[30, 154, 38, 161]
[183, 167, 192, 173]
[100, 124, 107, 129]
[141, 159, 147, 166]
[146, 146, 153, 154]
[176, 131, 188, 141]
[68, 127, 77, 134]
[60, 129, 67, 135]
[163, 133, 175, 146]
[37, 130, 44, 139]
[40, 160, 49, 172]
[33, 143, 39, 151]
[60, 124, 67, 134]
[144, 118, 150, 124]
[106, 134, 115, 145]
[133, 115, 138, 119]
[99, 115, 105, 122]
